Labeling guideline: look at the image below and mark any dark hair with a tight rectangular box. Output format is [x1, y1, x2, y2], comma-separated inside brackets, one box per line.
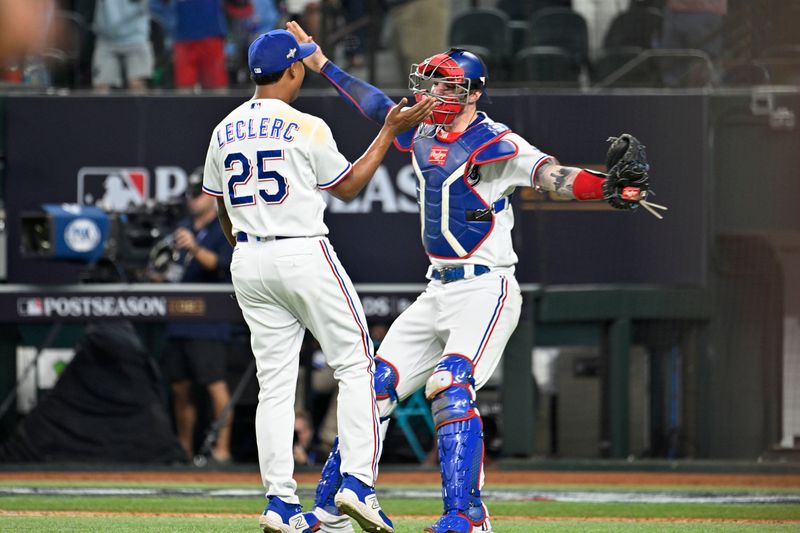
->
[251, 68, 287, 86]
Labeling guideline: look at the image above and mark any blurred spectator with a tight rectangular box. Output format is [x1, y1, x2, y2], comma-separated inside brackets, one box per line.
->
[222, 0, 257, 85]
[340, 0, 367, 69]
[248, 0, 279, 36]
[0, 0, 54, 63]
[369, 322, 388, 350]
[285, 0, 321, 40]
[659, 0, 727, 87]
[293, 410, 318, 464]
[573, 0, 630, 58]
[307, 337, 337, 449]
[172, 0, 228, 90]
[388, 0, 449, 83]
[150, 0, 175, 43]
[91, 0, 153, 91]
[152, 169, 235, 463]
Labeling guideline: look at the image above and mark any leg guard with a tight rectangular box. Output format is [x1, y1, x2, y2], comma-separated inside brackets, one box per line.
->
[314, 358, 398, 515]
[425, 355, 488, 530]
[314, 436, 343, 516]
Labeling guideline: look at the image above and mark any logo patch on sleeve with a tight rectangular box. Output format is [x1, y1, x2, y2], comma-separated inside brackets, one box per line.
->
[429, 146, 449, 166]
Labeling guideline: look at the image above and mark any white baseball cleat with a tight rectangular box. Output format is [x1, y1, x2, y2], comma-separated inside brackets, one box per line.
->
[333, 474, 394, 533]
[313, 506, 356, 533]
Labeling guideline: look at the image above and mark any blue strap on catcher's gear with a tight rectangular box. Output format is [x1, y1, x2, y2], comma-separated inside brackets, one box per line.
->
[313, 436, 343, 515]
[424, 355, 486, 520]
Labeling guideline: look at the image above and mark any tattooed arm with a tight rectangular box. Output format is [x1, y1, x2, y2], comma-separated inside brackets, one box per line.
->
[534, 161, 612, 202]
[534, 162, 582, 199]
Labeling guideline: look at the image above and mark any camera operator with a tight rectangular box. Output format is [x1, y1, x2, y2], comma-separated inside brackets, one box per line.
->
[155, 169, 234, 464]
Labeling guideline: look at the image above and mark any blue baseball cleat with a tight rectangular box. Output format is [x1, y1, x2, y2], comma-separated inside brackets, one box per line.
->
[424, 508, 493, 533]
[259, 495, 321, 533]
[333, 474, 394, 533]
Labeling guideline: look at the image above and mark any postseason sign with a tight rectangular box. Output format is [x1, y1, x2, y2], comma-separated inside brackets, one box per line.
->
[17, 295, 168, 319]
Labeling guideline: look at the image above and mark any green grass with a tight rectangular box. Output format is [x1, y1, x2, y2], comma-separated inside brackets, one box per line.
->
[0, 516, 798, 533]
[2, 479, 798, 494]
[1, 495, 799, 520]
[1, 484, 799, 532]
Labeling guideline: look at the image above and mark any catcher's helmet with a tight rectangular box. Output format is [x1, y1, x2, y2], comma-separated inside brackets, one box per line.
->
[409, 48, 490, 126]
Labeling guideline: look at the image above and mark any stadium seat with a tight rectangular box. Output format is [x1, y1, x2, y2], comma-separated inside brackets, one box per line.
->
[528, 7, 589, 67]
[590, 46, 650, 85]
[449, 8, 511, 80]
[593, 48, 713, 88]
[512, 46, 581, 86]
[509, 20, 530, 54]
[719, 62, 770, 86]
[497, 0, 572, 21]
[753, 39, 800, 85]
[603, 7, 663, 49]
[42, 48, 71, 88]
[391, 389, 435, 463]
[50, 11, 89, 88]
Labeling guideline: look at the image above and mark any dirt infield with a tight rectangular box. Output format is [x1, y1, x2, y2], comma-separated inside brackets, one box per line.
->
[2, 470, 799, 488]
[1, 510, 798, 525]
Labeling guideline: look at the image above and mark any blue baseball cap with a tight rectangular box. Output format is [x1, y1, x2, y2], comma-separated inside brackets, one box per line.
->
[248, 29, 317, 76]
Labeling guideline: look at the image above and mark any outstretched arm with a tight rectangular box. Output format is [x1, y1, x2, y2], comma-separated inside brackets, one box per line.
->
[287, 21, 396, 125]
[534, 161, 614, 201]
[328, 97, 436, 202]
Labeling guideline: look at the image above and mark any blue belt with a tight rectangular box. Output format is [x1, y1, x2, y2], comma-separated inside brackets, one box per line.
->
[236, 233, 292, 242]
[431, 265, 491, 283]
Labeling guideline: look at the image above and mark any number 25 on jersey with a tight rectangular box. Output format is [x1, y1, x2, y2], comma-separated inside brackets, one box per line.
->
[225, 150, 289, 207]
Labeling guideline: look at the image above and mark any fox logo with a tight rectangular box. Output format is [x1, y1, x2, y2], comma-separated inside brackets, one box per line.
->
[78, 167, 149, 212]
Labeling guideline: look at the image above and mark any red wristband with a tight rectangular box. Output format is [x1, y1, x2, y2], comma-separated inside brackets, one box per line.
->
[572, 169, 606, 201]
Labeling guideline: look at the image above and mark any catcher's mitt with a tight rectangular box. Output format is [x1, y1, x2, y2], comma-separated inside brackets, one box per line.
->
[602, 133, 650, 211]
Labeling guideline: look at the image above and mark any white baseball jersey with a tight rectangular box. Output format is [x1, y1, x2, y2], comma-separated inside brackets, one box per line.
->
[374, 114, 548, 419]
[202, 98, 352, 238]
[202, 98, 381, 502]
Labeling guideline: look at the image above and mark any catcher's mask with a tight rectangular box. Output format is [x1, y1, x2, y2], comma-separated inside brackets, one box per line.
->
[409, 48, 489, 126]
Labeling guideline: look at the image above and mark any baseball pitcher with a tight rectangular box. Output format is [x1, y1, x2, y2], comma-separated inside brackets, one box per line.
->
[202, 29, 435, 533]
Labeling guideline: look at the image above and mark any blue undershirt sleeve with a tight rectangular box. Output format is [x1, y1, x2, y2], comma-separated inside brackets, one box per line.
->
[320, 61, 396, 125]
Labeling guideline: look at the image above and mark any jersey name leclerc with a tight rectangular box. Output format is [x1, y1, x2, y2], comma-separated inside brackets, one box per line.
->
[202, 99, 352, 238]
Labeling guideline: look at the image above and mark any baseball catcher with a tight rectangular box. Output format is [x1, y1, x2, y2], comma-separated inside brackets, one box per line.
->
[287, 19, 664, 533]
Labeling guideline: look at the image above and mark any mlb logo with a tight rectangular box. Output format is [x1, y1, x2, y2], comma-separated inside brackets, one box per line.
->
[429, 146, 449, 166]
[77, 167, 150, 212]
[17, 298, 44, 317]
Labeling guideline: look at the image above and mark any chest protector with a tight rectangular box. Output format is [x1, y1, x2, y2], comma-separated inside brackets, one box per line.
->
[412, 120, 514, 259]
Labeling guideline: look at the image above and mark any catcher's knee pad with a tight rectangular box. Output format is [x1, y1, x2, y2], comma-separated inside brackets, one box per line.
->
[313, 436, 343, 515]
[425, 355, 485, 516]
[374, 356, 399, 418]
[425, 354, 478, 428]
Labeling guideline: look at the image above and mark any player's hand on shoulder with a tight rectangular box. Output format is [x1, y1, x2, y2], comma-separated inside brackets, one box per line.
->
[286, 21, 327, 73]
[384, 96, 436, 134]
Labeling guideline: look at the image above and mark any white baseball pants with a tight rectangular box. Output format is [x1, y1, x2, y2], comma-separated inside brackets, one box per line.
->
[230, 236, 381, 503]
[377, 269, 523, 407]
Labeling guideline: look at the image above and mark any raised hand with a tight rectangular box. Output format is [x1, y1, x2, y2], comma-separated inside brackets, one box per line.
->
[384, 97, 437, 134]
[286, 20, 328, 73]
